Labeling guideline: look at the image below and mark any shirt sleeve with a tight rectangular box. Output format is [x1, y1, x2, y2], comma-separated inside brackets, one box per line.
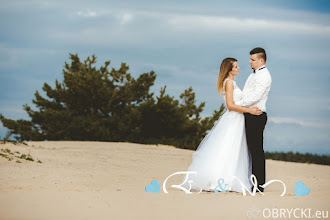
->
[236, 73, 271, 107]
[235, 74, 251, 106]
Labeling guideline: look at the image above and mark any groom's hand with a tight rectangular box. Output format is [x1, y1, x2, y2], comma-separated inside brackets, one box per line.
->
[250, 107, 262, 115]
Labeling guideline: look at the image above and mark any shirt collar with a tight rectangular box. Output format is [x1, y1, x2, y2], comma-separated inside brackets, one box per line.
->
[253, 65, 266, 74]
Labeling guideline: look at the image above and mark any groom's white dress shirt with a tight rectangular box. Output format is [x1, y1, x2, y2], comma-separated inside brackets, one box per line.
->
[235, 65, 272, 112]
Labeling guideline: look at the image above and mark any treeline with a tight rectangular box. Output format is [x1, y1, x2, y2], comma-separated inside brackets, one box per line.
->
[265, 151, 330, 166]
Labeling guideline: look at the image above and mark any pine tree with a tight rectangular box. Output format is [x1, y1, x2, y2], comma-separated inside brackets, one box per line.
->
[0, 53, 225, 150]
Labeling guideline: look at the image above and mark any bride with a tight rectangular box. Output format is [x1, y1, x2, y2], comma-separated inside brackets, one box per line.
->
[180, 57, 262, 193]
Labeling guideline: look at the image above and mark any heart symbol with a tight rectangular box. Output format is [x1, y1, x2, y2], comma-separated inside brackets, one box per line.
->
[145, 180, 160, 193]
[294, 181, 310, 196]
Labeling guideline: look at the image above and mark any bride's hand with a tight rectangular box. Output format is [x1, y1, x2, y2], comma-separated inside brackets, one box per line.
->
[249, 107, 262, 115]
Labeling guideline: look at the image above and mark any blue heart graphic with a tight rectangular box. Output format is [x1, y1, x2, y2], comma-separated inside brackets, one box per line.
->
[145, 179, 160, 193]
[294, 181, 310, 196]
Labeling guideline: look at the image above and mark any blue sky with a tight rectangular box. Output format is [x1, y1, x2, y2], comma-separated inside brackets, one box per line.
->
[0, 0, 329, 155]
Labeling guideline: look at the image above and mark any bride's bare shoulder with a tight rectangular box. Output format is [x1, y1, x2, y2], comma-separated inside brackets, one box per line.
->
[224, 79, 234, 90]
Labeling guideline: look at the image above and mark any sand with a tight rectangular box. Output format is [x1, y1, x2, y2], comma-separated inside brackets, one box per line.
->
[0, 141, 329, 220]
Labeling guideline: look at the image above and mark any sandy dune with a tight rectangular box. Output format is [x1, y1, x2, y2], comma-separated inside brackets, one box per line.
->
[0, 141, 329, 220]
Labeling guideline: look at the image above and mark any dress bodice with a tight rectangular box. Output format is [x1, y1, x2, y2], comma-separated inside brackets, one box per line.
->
[222, 78, 242, 106]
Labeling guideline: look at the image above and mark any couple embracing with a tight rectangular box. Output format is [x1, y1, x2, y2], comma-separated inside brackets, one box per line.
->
[181, 47, 272, 193]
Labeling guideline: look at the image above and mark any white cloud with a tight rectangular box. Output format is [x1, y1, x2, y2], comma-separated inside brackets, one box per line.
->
[157, 11, 330, 34]
[0, 44, 61, 69]
[268, 116, 330, 128]
[119, 12, 134, 26]
[45, 8, 330, 48]
[77, 9, 97, 17]
[144, 63, 215, 83]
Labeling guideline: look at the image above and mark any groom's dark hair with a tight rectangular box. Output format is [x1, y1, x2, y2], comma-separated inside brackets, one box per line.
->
[250, 47, 267, 62]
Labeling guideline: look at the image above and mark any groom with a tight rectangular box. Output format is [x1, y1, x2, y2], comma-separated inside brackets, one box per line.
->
[235, 47, 272, 192]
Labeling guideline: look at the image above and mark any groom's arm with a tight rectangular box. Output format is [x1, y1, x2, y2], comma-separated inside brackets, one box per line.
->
[240, 75, 249, 92]
[235, 74, 271, 107]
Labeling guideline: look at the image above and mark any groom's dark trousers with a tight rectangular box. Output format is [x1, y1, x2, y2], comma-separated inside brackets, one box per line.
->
[243, 112, 267, 192]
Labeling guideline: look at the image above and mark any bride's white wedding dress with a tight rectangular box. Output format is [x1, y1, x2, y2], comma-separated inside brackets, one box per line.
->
[180, 78, 253, 193]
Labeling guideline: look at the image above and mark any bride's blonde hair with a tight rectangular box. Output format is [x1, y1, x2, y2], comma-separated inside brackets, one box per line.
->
[217, 57, 237, 94]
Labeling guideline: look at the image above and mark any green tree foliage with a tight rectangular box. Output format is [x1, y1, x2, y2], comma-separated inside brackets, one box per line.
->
[0, 53, 225, 150]
[265, 151, 330, 166]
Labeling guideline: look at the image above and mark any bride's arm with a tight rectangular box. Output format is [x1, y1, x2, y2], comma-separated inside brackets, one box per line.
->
[225, 81, 261, 115]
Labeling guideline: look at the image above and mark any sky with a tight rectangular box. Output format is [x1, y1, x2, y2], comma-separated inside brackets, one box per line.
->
[0, 0, 329, 155]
